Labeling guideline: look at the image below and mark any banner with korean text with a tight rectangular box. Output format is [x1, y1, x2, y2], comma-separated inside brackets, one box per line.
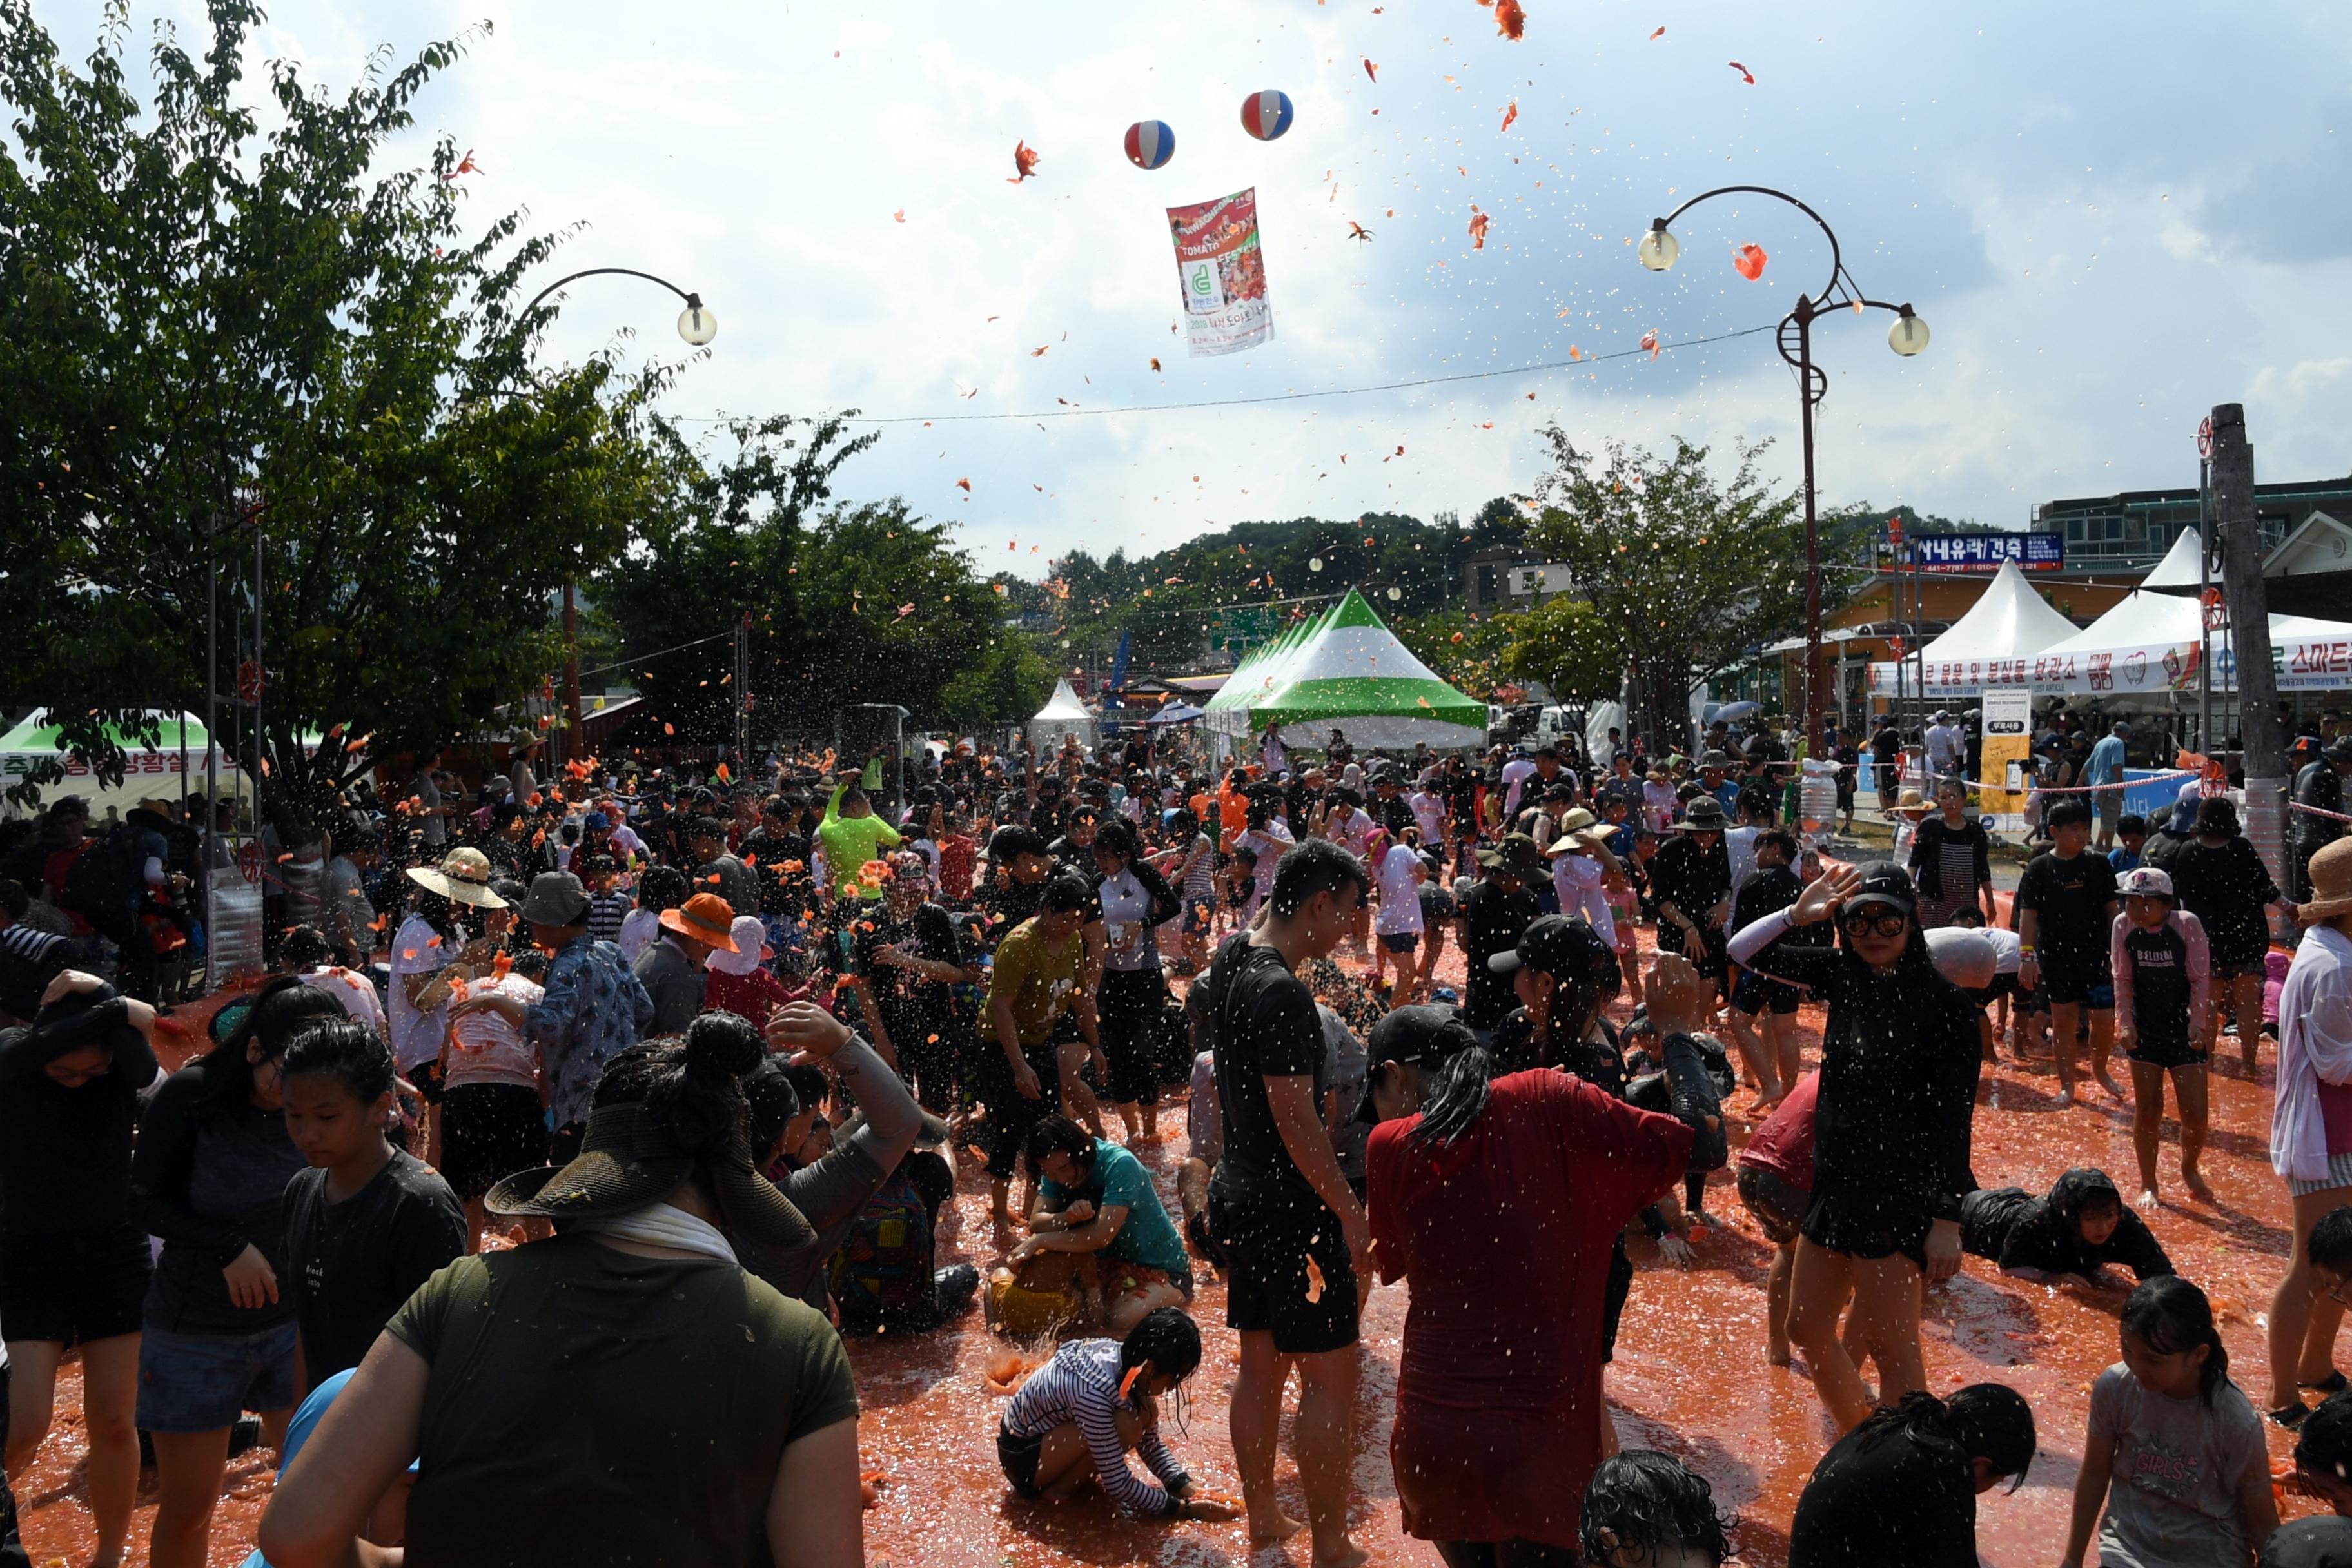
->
[1168, 188, 1273, 357]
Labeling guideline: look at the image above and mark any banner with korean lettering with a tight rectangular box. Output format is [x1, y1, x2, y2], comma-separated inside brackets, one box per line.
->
[1909, 533, 2065, 573]
[1168, 188, 1273, 358]
[1978, 687, 2034, 828]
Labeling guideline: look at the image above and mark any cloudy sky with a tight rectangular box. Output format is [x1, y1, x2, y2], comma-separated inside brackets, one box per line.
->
[37, 1, 2352, 576]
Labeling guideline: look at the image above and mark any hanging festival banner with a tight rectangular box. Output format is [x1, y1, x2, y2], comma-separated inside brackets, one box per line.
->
[1978, 685, 2035, 829]
[1167, 188, 1273, 357]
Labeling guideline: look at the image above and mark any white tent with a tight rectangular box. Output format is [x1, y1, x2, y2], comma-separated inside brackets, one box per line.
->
[2028, 588, 2352, 695]
[1026, 678, 1097, 751]
[1867, 560, 2081, 697]
[2137, 525, 2206, 591]
[0, 710, 255, 821]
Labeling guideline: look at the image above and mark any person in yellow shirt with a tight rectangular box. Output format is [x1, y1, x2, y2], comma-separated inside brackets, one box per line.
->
[817, 769, 902, 903]
[981, 876, 1103, 1246]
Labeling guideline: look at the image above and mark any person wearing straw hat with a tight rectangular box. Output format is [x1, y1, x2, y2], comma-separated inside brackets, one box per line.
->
[257, 1014, 862, 1568]
[634, 891, 736, 1037]
[387, 850, 508, 1166]
[2265, 839, 2352, 1429]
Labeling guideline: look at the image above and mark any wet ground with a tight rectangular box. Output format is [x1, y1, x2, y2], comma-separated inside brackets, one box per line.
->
[16, 922, 2331, 1566]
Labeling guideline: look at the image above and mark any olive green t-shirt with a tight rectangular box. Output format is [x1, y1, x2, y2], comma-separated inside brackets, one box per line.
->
[986, 917, 1084, 1047]
[386, 1231, 858, 1568]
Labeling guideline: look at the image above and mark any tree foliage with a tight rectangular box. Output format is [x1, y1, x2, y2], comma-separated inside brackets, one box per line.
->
[591, 414, 1052, 743]
[0, 0, 653, 827]
[1500, 430, 1805, 743]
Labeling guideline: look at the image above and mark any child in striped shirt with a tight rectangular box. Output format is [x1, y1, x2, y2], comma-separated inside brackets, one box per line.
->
[996, 1308, 1237, 1522]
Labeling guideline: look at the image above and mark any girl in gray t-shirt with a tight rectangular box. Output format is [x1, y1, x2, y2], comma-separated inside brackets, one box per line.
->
[2060, 1277, 2275, 1568]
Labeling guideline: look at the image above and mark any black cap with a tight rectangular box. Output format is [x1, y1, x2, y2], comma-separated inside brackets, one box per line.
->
[1356, 1005, 1473, 1122]
[1845, 860, 1918, 916]
[1487, 913, 1617, 983]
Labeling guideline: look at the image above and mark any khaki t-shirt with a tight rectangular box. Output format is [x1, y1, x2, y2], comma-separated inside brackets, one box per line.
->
[987, 917, 1083, 1047]
[387, 1231, 858, 1568]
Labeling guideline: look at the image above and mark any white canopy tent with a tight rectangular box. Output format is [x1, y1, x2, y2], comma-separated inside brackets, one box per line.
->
[1025, 678, 1098, 752]
[1867, 560, 2082, 698]
[0, 710, 255, 821]
[2028, 587, 2352, 695]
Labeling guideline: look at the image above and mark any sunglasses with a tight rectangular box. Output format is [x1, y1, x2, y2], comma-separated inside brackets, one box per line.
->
[1838, 908, 1910, 939]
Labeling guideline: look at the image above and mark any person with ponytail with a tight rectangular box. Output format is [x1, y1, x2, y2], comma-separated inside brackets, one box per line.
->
[257, 1012, 861, 1568]
[1788, 1383, 2035, 1567]
[2061, 1275, 2276, 1568]
[1364, 985, 1697, 1565]
[1090, 819, 1181, 1143]
[1726, 861, 1983, 1433]
[132, 975, 336, 1568]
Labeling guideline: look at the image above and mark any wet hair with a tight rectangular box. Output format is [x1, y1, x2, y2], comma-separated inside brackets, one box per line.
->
[2121, 1275, 2230, 1407]
[1119, 1306, 1202, 1393]
[1170, 808, 1200, 838]
[2296, 1389, 2352, 1486]
[1040, 874, 1093, 916]
[1230, 846, 1259, 873]
[2308, 1206, 2352, 1276]
[1578, 1449, 1736, 1565]
[280, 925, 333, 970]
[1946, 906, 1987, 928]
[637, 865, 691, 914]
[201, 976, 345, 1119]
[1843, 1387, 2036, 1496]
[742, 1057, 804, 1155]
[1024, 1112, 1098, 1181]
[2197, 796, 2240, 838]
[580, 852, 618, 877]
[0, 879, 27, 922]
[2117, 813, 2147, 838]
[591, 1012, 766, 1171]
[279, 1017, 398, 1104]
[1409, 1044, 1496, 1150]
[2045, 798, 2093, 830]
[1092, 819, 1139, 865]
[1268, 838, 1370, 919]
[1754, 829, 1798, 861]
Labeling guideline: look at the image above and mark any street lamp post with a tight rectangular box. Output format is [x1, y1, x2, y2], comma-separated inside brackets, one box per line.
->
[1638, 188, 1927, 758]
[520, 267, 718, 761]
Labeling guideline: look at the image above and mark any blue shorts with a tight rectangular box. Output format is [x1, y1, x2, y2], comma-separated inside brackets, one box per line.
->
[135, 1319, 298, 1433]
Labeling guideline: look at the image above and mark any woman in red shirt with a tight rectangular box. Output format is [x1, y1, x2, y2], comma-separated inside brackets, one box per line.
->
[701, 915, 791, 1023]
[1366, 973, 1702, 1565]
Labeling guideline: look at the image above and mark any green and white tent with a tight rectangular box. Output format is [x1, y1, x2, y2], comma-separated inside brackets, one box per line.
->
[1242, 591, 1487, 749]
[0, 709, 253, 819]
[1204, 602, 1334, 737]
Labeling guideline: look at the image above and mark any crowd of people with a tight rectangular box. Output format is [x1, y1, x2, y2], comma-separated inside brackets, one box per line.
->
[0, 707, 2350, 1567]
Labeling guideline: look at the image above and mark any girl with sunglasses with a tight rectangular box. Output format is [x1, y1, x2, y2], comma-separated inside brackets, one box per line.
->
[1727, 861, 1984, 1433]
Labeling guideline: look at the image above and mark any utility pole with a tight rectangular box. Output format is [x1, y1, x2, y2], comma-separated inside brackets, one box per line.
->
[734, 614, 750, 767]
[2209, 404, 2289, 894]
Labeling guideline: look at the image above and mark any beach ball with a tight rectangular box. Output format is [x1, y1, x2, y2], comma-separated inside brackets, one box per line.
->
[1124, 120, 1175, 170]
[1240, 89, 1294, 141]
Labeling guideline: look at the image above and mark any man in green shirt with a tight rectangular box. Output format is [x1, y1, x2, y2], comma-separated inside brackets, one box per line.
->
[817, 770, 901, 903]
[981, 876, 1103, 1244]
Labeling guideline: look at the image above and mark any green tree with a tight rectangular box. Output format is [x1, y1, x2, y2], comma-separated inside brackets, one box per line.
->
[0, 0, 652, 831]
[1500, 431, 1804, 746]
[594, 415, 1048, 743]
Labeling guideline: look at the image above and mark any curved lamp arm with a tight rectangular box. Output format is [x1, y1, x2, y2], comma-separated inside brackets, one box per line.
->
[524, 266, 701, 317]
[1653, 184, 1845, 304]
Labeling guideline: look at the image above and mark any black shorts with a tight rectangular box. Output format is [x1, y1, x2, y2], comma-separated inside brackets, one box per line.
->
[2126, 1034, 2209, 1072]
[409, 1055, 448, 1106]
[1097, 969, 1168, 1108]
[2035, 957, 2113, 1009]
[439, 1082, 549, 1199]
[1603, 1233, 1632, 1364]
[980, 1037, 1066, 1180]
[1736, 1163, 1811, 1248]
[997, 1422, 1046, 1498]
[1801, 1187, 1928, 1272]
[0, 1226, 151, 1347]
[1972, 973, 2021, 1006]
[1731, 969, 1800, 1017]
[1210, 1185, 1358, 1355]
[2213, 951, 2268, 983]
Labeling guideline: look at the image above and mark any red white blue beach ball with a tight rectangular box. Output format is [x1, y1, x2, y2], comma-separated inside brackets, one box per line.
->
[1124, 120, 1175, 170]
[1240, 89, 1293, 141]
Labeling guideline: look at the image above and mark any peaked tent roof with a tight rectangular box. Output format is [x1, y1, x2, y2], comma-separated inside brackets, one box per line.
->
[0, 710, 220, 754]
[2137, 526, 2208, 593]
[1245, 591, 1487, 748]
[2028, 588, 2352, 694]
[1909, 559, 2081, 666]
[1207, 603, 1335, 735]
[1026, 678, 1096, 749]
